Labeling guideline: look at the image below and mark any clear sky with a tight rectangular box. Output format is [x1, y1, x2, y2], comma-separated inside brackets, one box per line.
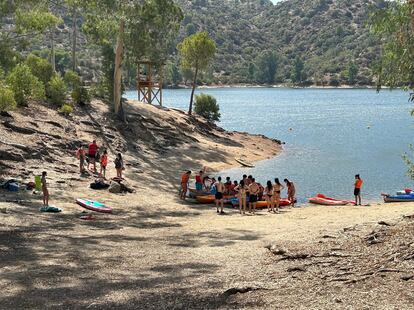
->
[270, 0, 283, 4]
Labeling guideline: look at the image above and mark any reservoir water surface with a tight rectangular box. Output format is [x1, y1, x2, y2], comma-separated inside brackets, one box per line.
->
[126, 88, 413, 202]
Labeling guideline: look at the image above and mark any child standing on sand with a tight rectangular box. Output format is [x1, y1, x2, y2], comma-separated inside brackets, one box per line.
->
[76, 144, 86, 173]
[180, 171, 191, 200]
[115, 153, 124, 179]
[100, 150, 108, 178]
[41, 171, 49, 206]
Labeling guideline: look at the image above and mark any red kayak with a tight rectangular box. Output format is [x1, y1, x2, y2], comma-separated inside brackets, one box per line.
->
[309, 194, 355, 206]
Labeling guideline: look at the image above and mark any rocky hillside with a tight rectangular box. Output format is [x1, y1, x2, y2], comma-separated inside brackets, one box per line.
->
[0, 100, 281, 185]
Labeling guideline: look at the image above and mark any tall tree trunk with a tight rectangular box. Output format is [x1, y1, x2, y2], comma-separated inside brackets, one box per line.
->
[50, 27, 56, 72]
[188, 66, 198, 115]
[72, 8, 77, 72]
[113, 20, 125, 121]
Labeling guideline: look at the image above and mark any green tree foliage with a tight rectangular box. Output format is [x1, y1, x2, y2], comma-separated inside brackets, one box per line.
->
[83, 0, 183, 120]
[6, 63, 45, 106]
[292, 56, 306, 84]
[370, 1, 414, 89]
[48, 75, 67, 106]
[166, 63, 182, 86]
[173, 0, 383, 85]
[194, 93, 220, 122]
[0, 83, 17, 112]
[348, 62, 359, 85]
[64, 70, 81, 90]
[371, 1, 414, 179]
[254, 51, 279, 84]
[71, 86, 90, 105]
[25, 54, 54, 87]
[178, 31, 216, 114]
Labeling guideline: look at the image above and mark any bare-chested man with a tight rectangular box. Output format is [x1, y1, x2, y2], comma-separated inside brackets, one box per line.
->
[215, 176, 225, 214]
[248, 178, 260, 214]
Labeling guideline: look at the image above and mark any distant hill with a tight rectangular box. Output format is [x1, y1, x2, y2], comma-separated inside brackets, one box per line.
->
[2, 0, 388, 87]
[172, 0, 387, 86]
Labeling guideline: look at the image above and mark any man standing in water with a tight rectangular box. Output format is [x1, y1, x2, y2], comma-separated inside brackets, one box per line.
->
[354, 174, 363, 205]
[215, 177, 225, 214]
[248, 178, 260, 214]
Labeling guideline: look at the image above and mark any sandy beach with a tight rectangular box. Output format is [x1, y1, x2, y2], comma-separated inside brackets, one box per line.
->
[1, 100, 413, 309]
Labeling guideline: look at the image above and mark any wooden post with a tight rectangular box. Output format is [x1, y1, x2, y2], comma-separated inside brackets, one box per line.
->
[159, 66, 163, 107]
[137, 64, 140, 101]
[148, 63, 152, 104]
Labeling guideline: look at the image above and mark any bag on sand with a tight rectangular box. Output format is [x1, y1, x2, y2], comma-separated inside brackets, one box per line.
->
[108, 181, 122, 193]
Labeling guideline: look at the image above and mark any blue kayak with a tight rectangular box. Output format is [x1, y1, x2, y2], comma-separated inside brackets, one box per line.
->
[384, 194, 414, 203]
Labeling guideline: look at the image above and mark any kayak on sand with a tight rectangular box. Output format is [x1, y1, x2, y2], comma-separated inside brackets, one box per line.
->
[309, 194, 355, 206]
[76, 198, 113, 213]
[382, 192, 414, 203]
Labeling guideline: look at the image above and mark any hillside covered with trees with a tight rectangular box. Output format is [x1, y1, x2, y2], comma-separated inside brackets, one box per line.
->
[169, 0, 387, 86]
[0, 0, 391, 114]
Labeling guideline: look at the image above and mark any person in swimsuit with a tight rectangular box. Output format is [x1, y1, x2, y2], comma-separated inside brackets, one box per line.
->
[273, 178, 285, 213]
[354, 174, 363, 205]
[263, 180, 274, 212]
[76, 144, 86, 173]
[180, 171, 191, 200]
[248, 178, 260, 214]
[234, 179, 248, 214]
[195, 168, 206, 193]
[115, 153, 124, 179]
[88, 140, 99, 172]
[100, 150, 108, 178]
[41, 171, 49, 206]
[215, 176, 225, 214]
[231, 180, 238, 195]
[284, 178, 296, 208]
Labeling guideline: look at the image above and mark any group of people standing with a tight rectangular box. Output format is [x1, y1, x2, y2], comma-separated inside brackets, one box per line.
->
[180, 169, 295, 215]
[214, 175, 295, 215]
[75, 140, 125, 179]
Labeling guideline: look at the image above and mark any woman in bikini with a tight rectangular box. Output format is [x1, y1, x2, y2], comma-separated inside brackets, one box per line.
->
[273, 178, 285, 213]
[234, 179, 248, 214]
[263, 180, 274, 212]
[284, 178, 296, 208]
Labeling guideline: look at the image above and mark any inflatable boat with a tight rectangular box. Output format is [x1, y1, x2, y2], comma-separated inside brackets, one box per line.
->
[309, 194, 354, 206]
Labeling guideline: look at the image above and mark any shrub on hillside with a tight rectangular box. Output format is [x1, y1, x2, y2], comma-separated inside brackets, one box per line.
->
[194, 93, 220, 122]
[6, 64, 45, 106]
[64, 70, 81, 90]
[0, 84, 17, 112]
[71, 86, 90, 105]
[48, 75, 67, 106]
[58, 103, 73, 115]
[25, 54, 54, 86]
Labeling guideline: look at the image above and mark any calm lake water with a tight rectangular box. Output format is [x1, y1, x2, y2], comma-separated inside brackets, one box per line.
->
[125, 88, 413, 203]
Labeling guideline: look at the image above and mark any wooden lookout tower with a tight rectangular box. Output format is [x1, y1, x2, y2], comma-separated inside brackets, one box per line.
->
[137, 61, 163, 106]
